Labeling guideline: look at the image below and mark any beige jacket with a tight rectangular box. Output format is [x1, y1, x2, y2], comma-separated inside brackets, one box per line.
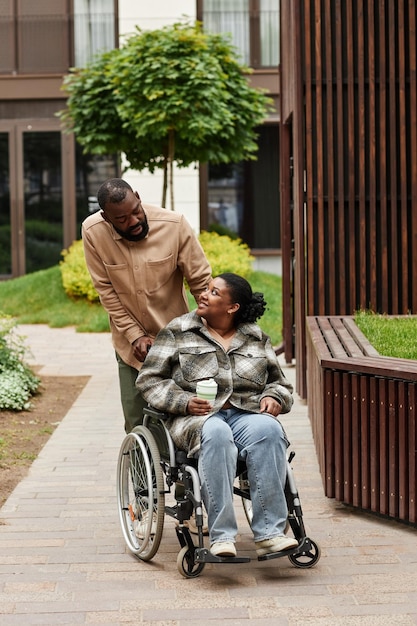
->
[82, 204, 211, 369]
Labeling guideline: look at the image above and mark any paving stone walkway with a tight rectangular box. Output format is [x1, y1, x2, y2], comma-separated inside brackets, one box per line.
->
[0, 325, 416, 625]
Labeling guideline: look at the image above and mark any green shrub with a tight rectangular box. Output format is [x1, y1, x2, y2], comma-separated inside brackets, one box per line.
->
[60, 240, 99, 302]
[199, 230, 254, 278]
[60, 231, 254, 302]
[207, 223, 239, 240]
[25, 220, 63, 242]
[0, 313, 40, 411]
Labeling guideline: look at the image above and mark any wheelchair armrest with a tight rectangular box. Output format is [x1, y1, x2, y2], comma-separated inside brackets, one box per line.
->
[143, 405, 169, 421]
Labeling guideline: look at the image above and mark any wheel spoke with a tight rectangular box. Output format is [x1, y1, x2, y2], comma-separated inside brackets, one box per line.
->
[116, 428, 165, 561]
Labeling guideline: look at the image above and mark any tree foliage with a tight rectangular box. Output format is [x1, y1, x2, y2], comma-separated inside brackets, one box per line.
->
[59, 21, 273, 206]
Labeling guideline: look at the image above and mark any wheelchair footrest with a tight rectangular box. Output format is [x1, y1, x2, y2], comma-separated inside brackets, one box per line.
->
[194, 548, 250, 564]
[165, 505, 179, 520]
[257, 537, 308, 561]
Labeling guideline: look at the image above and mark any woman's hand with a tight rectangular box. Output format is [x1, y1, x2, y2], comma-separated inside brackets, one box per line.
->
[260, 396, 282, 417]
[187, 397, 213, 415]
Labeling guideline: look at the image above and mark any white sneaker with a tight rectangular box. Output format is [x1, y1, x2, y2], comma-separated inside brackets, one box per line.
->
[135, 510, 157, 539]
[255, 535, 298, 556]
[210, 542, 237, 557]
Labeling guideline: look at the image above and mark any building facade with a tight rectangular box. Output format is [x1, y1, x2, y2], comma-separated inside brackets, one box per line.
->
[0, 0, 282, 278]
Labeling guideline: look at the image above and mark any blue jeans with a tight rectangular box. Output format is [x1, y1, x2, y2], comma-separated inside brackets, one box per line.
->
[198, 408, 289, 545]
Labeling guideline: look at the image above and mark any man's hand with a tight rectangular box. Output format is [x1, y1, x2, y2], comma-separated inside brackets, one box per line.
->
[132, 336, 153, 362]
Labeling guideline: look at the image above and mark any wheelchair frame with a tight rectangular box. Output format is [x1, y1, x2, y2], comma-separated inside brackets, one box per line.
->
[116, 406, 320, 578]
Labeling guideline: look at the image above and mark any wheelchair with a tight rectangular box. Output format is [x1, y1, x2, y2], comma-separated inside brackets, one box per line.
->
[116, 406, 321, 578]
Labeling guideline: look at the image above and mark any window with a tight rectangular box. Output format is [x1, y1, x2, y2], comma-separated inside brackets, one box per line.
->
[0, 0, 69, 74]
[259, 0, 279, 66]
[73, 0, 115, 68]
[0, 0, 116, 74]
[75, 148, 119, 235]
[207, 126, 280, 249]
[200, 0, 280, 68]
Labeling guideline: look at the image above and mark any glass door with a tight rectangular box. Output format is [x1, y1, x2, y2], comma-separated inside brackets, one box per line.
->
[0, 132, 12, 276]
[22, 130, 64, 273]
[0, 119, 115, 279]
[3, 120, 71, 277]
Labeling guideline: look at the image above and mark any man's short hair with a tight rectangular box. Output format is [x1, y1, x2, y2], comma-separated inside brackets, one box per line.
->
[97, 178, 133, 210]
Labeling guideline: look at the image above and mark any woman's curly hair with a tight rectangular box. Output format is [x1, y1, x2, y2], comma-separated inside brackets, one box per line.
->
[218, 273, 266, 325]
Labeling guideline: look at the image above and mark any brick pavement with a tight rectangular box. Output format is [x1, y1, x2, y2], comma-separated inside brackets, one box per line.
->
[0, 325, 416, 625]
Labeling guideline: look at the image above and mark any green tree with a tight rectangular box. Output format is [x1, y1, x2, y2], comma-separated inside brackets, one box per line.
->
[59, 21, 272, 209]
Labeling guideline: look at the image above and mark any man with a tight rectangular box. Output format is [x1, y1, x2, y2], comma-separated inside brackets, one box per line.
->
[82, 178, 211, 433]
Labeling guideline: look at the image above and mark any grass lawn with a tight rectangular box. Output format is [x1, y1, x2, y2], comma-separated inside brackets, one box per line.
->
[0, 266, 284, 345]
[2, 267, 417, 358]
[0, 266, 109, 333]
[354, 310, 417, 360]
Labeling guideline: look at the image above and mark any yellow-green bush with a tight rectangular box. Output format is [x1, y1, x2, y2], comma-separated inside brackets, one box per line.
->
[60, 240, 99, 302]
[60, 231, 254, 302]
[199, 230, 254, 279]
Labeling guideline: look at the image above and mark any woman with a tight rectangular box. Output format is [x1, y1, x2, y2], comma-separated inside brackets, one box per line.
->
[136, 273, 297, 558]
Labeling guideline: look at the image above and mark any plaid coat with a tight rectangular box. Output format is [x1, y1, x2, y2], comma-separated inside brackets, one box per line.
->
[136, 311, 294, 456]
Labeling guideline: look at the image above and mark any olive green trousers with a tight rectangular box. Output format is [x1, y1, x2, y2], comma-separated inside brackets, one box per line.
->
[115, 352, 146, 433]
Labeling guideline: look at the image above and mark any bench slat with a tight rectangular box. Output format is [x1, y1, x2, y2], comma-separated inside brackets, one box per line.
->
[308, 316, 334, 357]
[343, 317, 380, 356]
[329, 317, 367, 357]
[317, 317, 350, 358]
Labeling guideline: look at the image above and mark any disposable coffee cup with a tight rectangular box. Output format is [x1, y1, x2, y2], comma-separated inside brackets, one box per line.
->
[196, 379, 218, 401]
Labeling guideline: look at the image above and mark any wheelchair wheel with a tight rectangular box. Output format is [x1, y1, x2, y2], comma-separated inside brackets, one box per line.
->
[177, 546, 205, 578]
[117, 426, 165, 561]
[288, 538, 321, 568]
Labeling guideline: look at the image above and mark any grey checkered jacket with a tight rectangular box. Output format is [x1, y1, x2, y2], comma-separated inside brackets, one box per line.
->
[136, 311, 294, 456]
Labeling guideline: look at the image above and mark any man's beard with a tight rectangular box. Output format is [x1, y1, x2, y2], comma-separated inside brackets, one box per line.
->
[115, 217, 149, 242]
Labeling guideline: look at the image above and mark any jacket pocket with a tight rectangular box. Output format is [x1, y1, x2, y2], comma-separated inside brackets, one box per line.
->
[233, 351, 268, 386]
[145, 253, 175, 294]
[104, 262, 129, 294]
[179, 346, 219, 382]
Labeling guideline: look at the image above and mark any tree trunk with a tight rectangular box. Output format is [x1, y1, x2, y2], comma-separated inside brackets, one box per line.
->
[161, 160, 167, 208]
[168, 128, 175, 211]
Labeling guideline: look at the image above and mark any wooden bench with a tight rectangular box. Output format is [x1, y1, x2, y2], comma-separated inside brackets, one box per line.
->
[306, 315, 417, 525]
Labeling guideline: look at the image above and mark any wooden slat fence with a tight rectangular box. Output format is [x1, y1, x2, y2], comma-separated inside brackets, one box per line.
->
[306, 315, 417, 525]
[301, 0, 417, 316]
[280, 0, 417, 398]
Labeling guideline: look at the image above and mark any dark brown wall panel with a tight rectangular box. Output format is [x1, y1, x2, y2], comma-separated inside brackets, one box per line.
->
[280, 0, 417, 396]
[306, 0, 417, 315]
